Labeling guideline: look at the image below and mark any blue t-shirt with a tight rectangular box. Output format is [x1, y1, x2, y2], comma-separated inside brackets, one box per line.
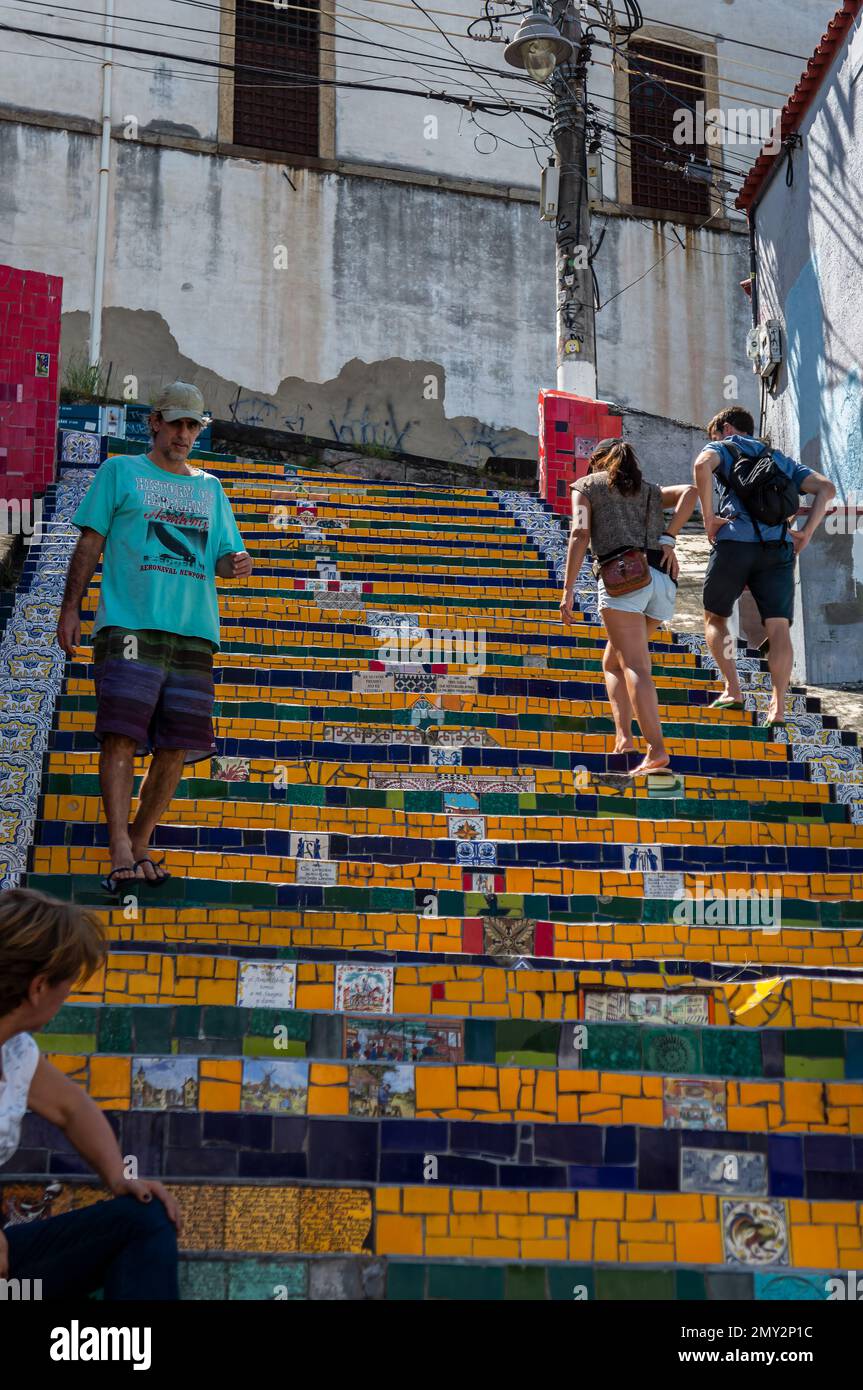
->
[71, 453, 245, 649]
[706, 435, 812, 543]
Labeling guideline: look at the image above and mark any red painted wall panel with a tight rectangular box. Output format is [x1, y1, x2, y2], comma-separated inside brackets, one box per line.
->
[0, 264, 62, 504]
[538, 390, 623, 518]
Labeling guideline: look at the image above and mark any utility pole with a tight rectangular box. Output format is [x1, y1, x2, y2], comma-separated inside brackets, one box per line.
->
[550, 3, 597, 395]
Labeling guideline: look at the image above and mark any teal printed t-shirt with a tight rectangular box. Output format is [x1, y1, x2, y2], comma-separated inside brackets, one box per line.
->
[71, 453, 245, 649]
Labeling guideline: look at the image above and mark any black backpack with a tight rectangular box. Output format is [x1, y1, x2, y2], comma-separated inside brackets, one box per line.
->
[716, 441, 801, 541]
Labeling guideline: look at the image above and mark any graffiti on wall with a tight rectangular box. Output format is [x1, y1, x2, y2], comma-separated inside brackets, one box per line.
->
[448, 422, 523, 468]
[327, 400, 415, 452]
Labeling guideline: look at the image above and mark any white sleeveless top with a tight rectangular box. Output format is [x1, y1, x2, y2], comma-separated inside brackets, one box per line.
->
[0, 1033, 40, 1167]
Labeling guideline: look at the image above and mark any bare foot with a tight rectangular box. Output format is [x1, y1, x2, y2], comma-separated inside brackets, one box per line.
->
[108, 836, 145, 884]
[614, 737, 637, 754]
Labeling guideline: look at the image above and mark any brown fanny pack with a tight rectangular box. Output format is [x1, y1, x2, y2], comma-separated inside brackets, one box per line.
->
[598, 547, 651, 596]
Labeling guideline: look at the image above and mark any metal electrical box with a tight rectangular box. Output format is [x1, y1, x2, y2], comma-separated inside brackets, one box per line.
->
[748, 319, 783, 377]
[540, 162, 560, 221]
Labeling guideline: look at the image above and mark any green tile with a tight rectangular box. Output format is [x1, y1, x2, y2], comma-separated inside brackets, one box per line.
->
[547, 1266, 594, 1301]
[203, 1007, 246, 1037]
[173, 1006, 202, 1038]
[676, 1270, 707, 1300]
[98, 1009, 133, 1053]
[785, 1055, 844, 1080]
[46, 1004, 98, 1033]
[596, 1269, 675, 1300]
[228, 1261, 307, 1300]
[178, 1261, 228, 1299]
[583, 1024, 642, 1072]
[464, 1018, 496, 1064]
[786, 1029, 844, 1058]
[505, 1266, 546, 1300]
[428, 1264, 505, 1300]
[702, 1029, 763, 1079]
[494, 1021, 559, 1064]
[34, 1032, 97, 1054]
[642, 1028, 700, 1075]
[386, 1263, 427, 1300]
[131, 1007, 173, 1053]
[243, 1036, 306, 1057]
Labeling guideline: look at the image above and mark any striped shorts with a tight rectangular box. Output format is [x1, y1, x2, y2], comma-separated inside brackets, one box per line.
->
[93, 627, 217, 765]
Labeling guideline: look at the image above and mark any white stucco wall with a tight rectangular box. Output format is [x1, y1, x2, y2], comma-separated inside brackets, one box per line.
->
[750, 11, 863, 684]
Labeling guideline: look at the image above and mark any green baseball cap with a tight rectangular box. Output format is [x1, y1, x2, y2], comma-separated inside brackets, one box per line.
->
[151, 381, 209, 425]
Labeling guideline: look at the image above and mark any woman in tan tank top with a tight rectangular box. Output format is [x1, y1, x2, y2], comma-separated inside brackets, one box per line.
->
[559, 440, 698, 777]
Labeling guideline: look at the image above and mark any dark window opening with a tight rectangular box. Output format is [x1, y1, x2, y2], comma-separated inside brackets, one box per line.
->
[627, 40, 710, 216]
[233, 0, 320, 157]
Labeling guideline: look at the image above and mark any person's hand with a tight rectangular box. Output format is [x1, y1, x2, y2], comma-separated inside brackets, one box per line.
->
[228, 551, 253, 578]
[0, 1226, 8, 1279]
[789, 528, 810, 556]
[56, 603, 81, 658]
[559, 590, 576, 624]
[659, 544, 679, 581]
[706, 516, 730, 544]
[108, 1177, 182, 1230]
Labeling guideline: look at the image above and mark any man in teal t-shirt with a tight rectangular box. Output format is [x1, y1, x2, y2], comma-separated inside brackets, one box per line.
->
[55, 382, 253, 896]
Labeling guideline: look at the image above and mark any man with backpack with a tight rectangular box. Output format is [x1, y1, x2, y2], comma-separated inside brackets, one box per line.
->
[694, 407, 835, 727]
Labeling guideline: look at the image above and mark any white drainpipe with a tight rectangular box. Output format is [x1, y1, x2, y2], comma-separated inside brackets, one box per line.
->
[89, 0, 114, 367]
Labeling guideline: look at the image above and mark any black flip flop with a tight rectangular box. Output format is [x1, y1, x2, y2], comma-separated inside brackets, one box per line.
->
[133, 856, 172, 887]
[101, 865, 139, 895]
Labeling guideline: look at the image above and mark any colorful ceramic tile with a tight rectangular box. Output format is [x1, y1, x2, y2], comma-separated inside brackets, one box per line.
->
[663, 1077, 727, 1130]
[643, 1028, 699, 1074]
[290, 832, 330, 861]
[402, 1019, 463, 1063]
[211, 756, 250, 781]
[237, 961, 297, 1010]
[344, 1017, 406, 1062]
[241, 1059, 308, 1114]
[348, 1063, 416, 1117]
[131, 1057, 198, 1110]
[681, 1148, 768, 1196]
[755, 1274, 830, 1301]
[583, 991, 710, 1026]
[483, 917, 536, 956]
[723, 1200, 789, 1267]
[622, 844, 664, 872]
[455, 839, 497, 867]
[334, 964, 394, 1014]
[643, 871, 685, 899]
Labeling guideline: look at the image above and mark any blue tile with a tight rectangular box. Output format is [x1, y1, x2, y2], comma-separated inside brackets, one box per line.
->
[603, 1126, 636, 1164]
[237, 1151, 307, 1178]
[380, 1120, 448, 1152]
[845, 1033, 863, 1079]
[308, 1120, 377, 1180]
[450, 1122, 518, 1158]
[534, 1125, 602, 1164]
[768, 1135, 804, 1197]
[803, 1135, 853, 1172]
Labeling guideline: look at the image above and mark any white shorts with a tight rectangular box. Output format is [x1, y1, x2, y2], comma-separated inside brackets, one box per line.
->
[597, 564, 678, 622]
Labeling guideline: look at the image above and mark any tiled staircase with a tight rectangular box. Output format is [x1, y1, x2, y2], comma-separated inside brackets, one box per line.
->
[3, 451, 863, 1301]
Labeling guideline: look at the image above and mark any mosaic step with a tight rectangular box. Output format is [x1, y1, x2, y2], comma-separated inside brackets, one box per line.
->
[3, 453, 862, 1299]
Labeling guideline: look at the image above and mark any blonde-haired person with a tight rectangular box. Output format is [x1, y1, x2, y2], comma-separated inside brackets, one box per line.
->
[0, 888, 180, 1298]
[559, 439, 698, 777]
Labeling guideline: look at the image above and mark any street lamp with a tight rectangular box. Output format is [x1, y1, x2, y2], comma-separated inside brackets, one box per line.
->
[503, 11, 574, 82]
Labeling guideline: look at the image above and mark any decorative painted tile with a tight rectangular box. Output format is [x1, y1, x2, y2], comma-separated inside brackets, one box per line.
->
[347, 1063, 415, 1117]
[723, 1200, 789, 1267]
[429, 747, 462, 765]
[583, 991, 710, 1026]
[444, 790, 480, 812]
[643, 1029, 699, 1074]
[334, 965, 394, 1015]
[454, 840, 497, 867]
[290, 832, 330, 861]
[663, 1077, 726, 1130]
[681, 1148, 768, 1196]
[237, 961, 297, 1010]
[622, 844, 664, 872]
[345, 1017, 407, 1062]
[60, 429, 102, 465]
[241, 1059, 308, 1114]
[403, 1019, 463, 1063]
[211, 756, 250, 781]
[448, 815, 486, 841]
[483, 917, 535, 956]
[132, 1057, 199, 1110]
[466, 872, 504, 894]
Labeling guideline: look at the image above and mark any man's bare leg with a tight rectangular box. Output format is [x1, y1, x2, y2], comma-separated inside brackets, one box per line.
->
[764, 617, 793, 724]
[704, 610, 743, 702]
[129, 748, 188, 880]
[99, 733, 143, 886]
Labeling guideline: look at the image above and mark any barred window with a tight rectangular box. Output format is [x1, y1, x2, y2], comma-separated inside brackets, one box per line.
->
[233, 0, 320, 157]
[627, 40, 710, 216]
